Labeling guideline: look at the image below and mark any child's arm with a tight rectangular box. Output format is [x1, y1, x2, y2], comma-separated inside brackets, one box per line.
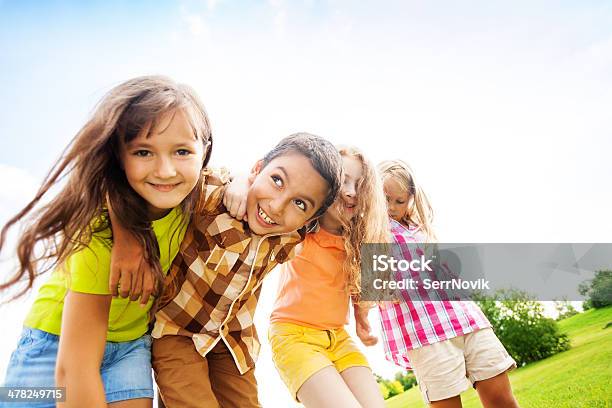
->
[222, 174, 249, 220]
[354, 301, 378, 346]
[56, 291, 111, 408]
[108, 202, 154, 306]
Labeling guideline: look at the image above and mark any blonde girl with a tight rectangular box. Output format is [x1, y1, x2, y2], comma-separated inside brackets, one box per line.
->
[0, 76, 212, 408]
[378, 159, 435, 242]
[357, 159, 520, 408]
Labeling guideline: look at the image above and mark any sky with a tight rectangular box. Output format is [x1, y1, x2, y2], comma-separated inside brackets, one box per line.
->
[1, 1, 611, 406]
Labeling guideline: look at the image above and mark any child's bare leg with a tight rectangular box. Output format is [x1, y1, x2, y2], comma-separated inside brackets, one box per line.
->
[109, 398, 152, 408]
[474, 372, 519, 408]
[340, 366, 385, 408]
[297, 366, 361, 408]
[430, 395, 462, 408]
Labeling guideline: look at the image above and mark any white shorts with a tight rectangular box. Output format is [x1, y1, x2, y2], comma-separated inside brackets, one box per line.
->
[406, 328, 516, 403]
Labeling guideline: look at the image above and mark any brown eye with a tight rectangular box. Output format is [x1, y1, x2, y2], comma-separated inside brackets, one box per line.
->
[134, 150, 151, 157]
[271, 175, 283, 187]
[294, 199, 306, 211]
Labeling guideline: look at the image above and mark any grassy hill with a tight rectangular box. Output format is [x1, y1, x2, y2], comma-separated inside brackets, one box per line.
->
[385, 306, 612, 408]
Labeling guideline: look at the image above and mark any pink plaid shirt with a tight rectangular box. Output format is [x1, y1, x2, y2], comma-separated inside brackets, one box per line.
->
[378, 220, 491, 369]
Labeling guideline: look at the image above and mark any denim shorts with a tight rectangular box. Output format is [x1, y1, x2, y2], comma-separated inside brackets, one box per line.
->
[1, 327, 154, 407]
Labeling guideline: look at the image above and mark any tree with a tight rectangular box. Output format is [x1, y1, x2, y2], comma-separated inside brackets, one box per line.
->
[474, 289, 570, 366]
[579, 270, 612, 309]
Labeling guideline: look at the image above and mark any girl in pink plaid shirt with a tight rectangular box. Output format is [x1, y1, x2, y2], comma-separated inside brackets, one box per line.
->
[356, 160, 520, 408]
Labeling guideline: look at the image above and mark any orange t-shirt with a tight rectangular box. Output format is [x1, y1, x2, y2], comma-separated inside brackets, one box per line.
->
[270, 228, 349, 330]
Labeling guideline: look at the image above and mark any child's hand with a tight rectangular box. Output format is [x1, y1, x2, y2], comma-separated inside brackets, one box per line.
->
[107, 198, 153, 306]
[354, 303, 378, 346]
[109, 244, 154, 306]
[223, 174, 249, 221]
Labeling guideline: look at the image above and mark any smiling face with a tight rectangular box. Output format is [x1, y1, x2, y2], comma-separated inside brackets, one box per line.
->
[320, 155, 364, 232]
[383, 176, 411, 223]
[120, 109, 205, 219]
[245, 152, 329, 236]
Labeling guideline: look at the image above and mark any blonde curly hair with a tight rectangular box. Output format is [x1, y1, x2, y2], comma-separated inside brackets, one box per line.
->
[335, 146, 391, 296]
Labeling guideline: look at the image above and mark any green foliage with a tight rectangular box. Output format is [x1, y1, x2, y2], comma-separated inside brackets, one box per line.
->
[579, 270, 612, 309]
[386, 307, 612, 408]
[378, 382, 390, 399]
[394, 370, 417, 391]
[388, 380, 404, 397]
[376, 373, 410, 399]
[474, 289, 570, 366]
[554, 299, 579, 320]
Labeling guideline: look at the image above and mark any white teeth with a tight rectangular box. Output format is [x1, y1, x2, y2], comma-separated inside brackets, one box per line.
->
[258, 207, 277, 225]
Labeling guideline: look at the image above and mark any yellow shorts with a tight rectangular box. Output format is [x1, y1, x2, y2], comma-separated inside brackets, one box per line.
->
[268, 322, 370, 401]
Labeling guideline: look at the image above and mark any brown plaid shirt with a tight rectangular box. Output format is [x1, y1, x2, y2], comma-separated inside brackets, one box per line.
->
[151, 169, 305, 374]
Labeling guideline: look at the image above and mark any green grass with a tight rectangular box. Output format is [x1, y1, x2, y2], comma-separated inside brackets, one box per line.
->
[385, 306, 612, 408]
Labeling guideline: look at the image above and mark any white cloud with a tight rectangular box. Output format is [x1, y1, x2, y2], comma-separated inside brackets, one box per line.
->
[184, 13, 206, 37]
[0, 164, 39, 224]
[0, 164, 39, 199]
[0, 165, 41, 383]
[273, 9, 287, 35]
[207, 0, 221, 12]
[579, 35, 612, 76]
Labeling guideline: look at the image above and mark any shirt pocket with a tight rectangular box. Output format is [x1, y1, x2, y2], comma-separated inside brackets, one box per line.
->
[205, 216, 251, 277]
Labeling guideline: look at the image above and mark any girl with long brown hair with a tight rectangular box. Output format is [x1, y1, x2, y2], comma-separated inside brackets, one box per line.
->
[0, 75, 212, 408]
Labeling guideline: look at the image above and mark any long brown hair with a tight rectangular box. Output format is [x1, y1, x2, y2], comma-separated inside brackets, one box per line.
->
[0, 76, 212, 317]
[378, 159, 436, 241]
[335, 146, 390, 296]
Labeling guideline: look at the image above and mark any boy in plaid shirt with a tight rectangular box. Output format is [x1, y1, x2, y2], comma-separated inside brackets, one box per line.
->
[110, 133, 342, 407]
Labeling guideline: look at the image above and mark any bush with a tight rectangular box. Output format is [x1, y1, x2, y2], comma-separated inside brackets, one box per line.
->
[387, 380, 404, 397]
[474, 289, 570, 366]
[554, 299, 579, 320]
[375, 374, 407, 399]
[579, 270, 612, 309]
[377, 382, 389, 399]
[394, 370, 417, 391]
